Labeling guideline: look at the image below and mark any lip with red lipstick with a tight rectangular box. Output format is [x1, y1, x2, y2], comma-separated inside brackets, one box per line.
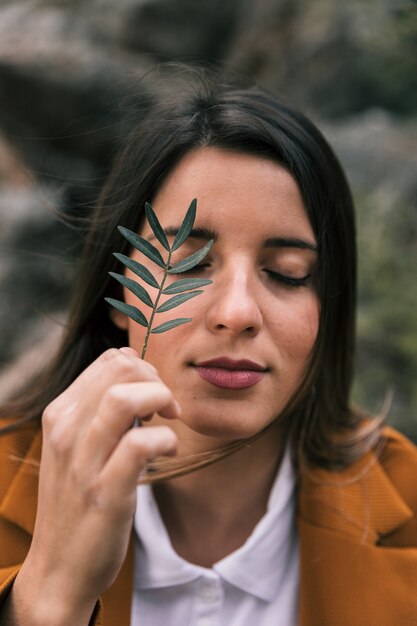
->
[193, 357, 267, 390]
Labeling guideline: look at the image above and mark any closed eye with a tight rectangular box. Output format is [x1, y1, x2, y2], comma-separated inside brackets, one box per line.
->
[265, 270, 311, 288]
[181, 266, 311, 287]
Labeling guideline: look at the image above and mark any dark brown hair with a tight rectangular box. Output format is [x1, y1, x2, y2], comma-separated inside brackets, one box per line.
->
[0, 67, 381, 475]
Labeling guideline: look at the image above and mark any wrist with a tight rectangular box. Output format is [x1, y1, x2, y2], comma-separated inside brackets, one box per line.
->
[9, 563, 98, 626]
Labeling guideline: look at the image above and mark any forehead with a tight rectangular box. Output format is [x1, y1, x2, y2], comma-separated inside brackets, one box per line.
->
[146, 148, 315, 242]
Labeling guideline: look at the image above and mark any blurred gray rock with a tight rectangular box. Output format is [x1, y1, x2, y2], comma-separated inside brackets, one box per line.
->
[227, 0, 417, 117]
[0, 313, 66, 403]
[323, 109, 417, 209]
[0, 131, 75, 367]
[103, 0, 240, 59]
[0, 0, 153, 196]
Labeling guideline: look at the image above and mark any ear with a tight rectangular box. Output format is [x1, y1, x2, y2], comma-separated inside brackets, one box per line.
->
[109, 305, 129, 330]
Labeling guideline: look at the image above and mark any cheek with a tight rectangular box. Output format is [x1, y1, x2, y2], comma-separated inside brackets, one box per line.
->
[300, 295, 320, 348]
[126, 318, 147, 350]
[270, 293, 319, 360]
[124, 283, 199, 360]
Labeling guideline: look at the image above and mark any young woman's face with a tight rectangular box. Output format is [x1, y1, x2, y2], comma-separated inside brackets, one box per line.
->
[114, 148, 319, 445]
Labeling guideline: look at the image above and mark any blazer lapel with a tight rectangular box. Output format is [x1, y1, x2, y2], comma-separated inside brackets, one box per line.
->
[298, 451, 417, 625]
[0, 428, 41, 536]
[101, 536, 134, 626]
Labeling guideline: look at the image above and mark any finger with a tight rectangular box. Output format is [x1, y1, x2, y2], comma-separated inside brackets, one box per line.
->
[98, 426, 178, 496]
[78, 349, 160, 396]
[137, 399, 182, 423]
[119, 346, 158, 374]
[77, 381, 180, 471]
[44, 349, 160, 435]
[119, 347, 139, 356]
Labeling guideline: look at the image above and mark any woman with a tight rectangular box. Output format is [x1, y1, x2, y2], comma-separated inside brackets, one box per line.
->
[0, 69, 416, 626]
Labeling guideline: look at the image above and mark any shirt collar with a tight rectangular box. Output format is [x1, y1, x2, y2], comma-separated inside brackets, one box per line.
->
[134, 447, 298, 603]
[134, 482, 204, 589]
[214, 447, 298, 601]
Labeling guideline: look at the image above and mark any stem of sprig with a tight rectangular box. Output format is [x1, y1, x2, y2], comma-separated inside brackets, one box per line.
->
[140, 248, 172, 359]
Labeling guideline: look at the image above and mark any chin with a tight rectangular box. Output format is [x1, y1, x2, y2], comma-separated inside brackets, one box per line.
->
[180, 409, 275, 442]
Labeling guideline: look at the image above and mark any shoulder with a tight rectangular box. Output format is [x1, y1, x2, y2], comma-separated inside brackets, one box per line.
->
[299, 425, 417, 548]
[380, 424, 417, 459]
[380, 425, 417, 461]
[378, 426, 417, 515]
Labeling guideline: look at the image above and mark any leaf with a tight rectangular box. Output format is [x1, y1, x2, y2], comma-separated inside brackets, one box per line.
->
[145, 202, 170, 251]
[109, 272, 153, 308]
[171, 198, 197, 251]
[156, 290, 203, 313]
[118, 226, 165, 268]
[162, 278, 212, 295]
[168, 240, 214, 274]
[113, 253, 159, 289]
[104, 298, 148, 327]
[151, 318, 192, 334]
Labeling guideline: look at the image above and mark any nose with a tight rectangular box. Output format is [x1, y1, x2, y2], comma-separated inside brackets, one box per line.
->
[205, 265, 262, 337]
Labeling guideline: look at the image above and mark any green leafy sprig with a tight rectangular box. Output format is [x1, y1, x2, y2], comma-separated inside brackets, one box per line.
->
[105, 199, 213, 359]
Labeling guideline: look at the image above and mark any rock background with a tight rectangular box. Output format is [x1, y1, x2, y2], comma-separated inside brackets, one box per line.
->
[0, 0, 416, 437]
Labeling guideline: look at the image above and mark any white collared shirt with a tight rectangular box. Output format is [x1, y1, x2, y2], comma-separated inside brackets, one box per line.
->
[131, 448, 299, 626]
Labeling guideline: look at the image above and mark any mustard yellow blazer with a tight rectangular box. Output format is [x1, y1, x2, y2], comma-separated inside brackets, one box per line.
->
[0, 423, 416, 625]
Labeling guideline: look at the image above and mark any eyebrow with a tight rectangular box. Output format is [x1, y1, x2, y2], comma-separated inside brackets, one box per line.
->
[264, 237, 317, 252]
[148, 227, 317, 252]
[147, 227, 217, 243]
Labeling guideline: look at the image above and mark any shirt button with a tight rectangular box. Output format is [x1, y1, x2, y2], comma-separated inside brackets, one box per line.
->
[198, 581, 220, 603]
[196, 619, 213, 626]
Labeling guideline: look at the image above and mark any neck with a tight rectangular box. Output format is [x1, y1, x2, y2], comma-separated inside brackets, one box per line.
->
[153, 421, 285, 567]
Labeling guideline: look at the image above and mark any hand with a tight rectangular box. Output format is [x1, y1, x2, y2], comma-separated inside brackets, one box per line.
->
[8, 347, 179, 626]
